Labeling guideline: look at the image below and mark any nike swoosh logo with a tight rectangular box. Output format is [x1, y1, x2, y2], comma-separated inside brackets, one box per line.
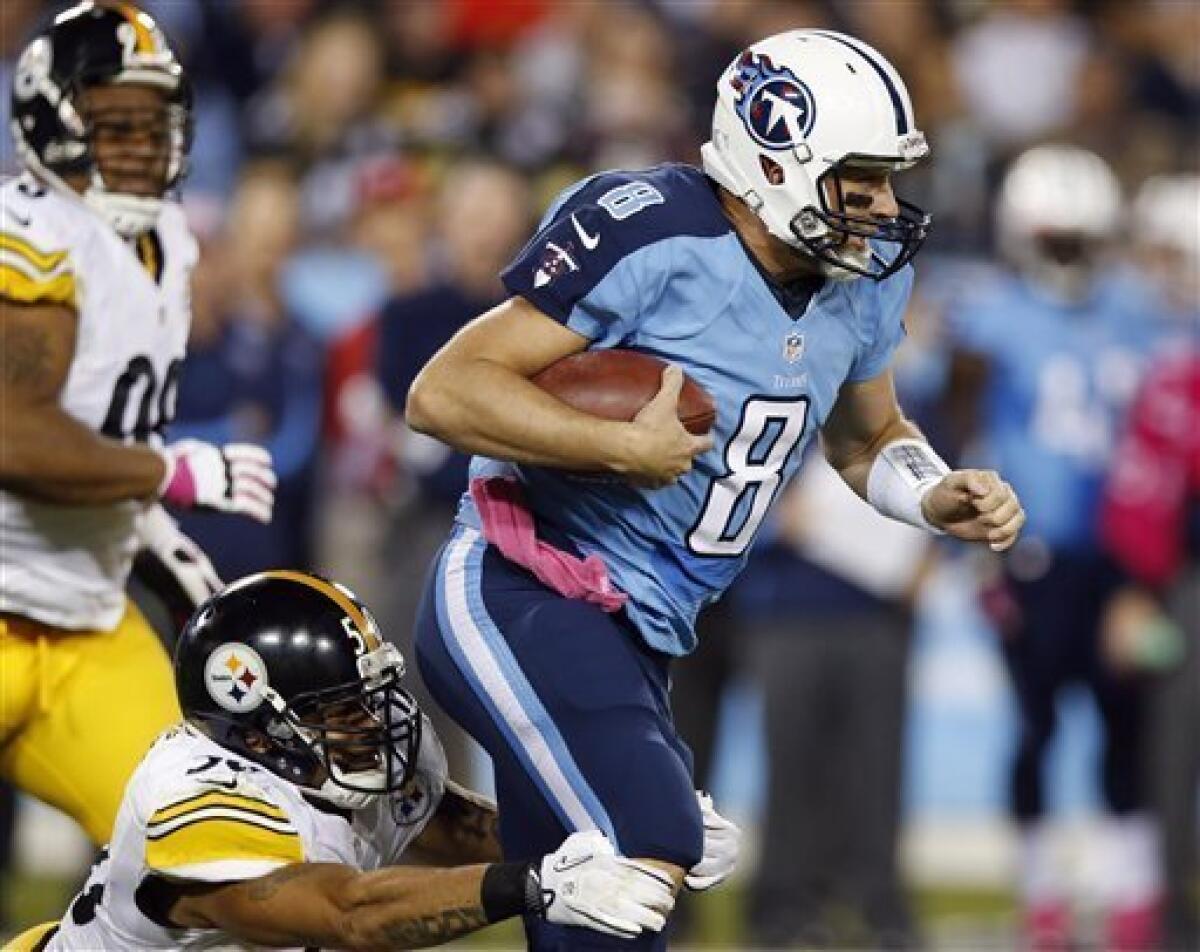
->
[553, 851, 593, 873]
[571, 214, 600, 251]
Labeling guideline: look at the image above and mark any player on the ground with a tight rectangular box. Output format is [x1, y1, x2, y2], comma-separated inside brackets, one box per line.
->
[407, 29, 1024, 948]
[10, 571, 677, 951]
[0, 1, 275, 845]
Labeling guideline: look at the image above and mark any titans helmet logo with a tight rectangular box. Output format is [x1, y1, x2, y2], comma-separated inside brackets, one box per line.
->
[730, 52, 816, 151]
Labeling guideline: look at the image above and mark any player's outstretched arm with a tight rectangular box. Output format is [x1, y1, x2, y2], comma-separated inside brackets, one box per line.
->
[159, 831, 675, 949]
[0, 297, 167, 503]
[407, 296, 710, 486]
[822, 369, 1025, 550]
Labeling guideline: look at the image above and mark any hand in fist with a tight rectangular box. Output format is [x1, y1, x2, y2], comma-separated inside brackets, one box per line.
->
[921, 469, 1025, 551]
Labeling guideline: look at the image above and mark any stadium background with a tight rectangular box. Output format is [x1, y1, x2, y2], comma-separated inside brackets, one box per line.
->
[0, 0, 1195, 947]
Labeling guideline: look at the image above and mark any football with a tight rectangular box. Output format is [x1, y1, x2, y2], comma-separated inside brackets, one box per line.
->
[532, 350, 716, 435]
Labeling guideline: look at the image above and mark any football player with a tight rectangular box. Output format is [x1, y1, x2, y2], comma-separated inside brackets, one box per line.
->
[0, 1, 275, 845]
[407, 29, 1023, 949]
[945, 145, 1171, 950]
[10, 572, 677, 951]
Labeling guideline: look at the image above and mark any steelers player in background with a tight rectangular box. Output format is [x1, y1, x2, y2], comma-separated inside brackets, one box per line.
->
[0, 2, 275, 845]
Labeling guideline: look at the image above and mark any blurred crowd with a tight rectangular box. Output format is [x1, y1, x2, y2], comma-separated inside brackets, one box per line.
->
[1, 0, 1196, 948]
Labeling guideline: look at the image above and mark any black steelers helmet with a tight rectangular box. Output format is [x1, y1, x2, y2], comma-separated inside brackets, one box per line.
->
[10, 1, 192, 235]
[176, 570, 422, 811]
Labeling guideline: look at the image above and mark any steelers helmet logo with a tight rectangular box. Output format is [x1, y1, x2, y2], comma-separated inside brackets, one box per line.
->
[205, 643, 269, 713]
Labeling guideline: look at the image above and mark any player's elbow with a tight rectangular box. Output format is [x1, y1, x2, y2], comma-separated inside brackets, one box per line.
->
[405, 365, 452, 439]
[0, 416, 45, 489]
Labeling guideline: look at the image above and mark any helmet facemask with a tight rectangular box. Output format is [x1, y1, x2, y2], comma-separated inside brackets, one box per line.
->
[788, 156, 929, 281]
[256, 642, 422, 812]
[75, 79, 192, 236]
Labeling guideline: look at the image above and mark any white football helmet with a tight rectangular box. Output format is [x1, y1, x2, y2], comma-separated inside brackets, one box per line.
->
[1133, 174, 1200, 312]
[996, 144, 1120, 300]
[1133, 174, 1200, 263]
[701, 29, 930, 281]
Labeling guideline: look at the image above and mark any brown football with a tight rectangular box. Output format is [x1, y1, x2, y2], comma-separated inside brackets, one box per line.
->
[531, 350, 716, 435]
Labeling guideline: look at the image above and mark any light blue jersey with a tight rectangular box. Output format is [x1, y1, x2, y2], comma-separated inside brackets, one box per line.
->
[458, 164, 914, 655]
[948, 271, 1167, 552]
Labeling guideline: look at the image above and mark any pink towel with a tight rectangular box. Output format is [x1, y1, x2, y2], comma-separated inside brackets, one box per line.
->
[470, 477, 629, 613]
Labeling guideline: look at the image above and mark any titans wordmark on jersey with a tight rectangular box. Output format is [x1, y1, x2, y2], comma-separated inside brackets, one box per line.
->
[0, 175, 194, 631]
[460, 163, 915, 655]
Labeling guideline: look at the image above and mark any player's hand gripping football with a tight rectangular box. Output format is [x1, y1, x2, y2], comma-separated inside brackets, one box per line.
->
[157, 440, 276, 524]
[539, 830, 677, 938]
[921, 469, 1025, 552]
[685, 792, 741, 891]
[623, 366, 714, 488]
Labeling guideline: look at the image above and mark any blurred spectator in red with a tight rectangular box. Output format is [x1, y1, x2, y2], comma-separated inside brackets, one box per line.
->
[1099, 173, 1199, 952]
[1099, 347, 1199, 952]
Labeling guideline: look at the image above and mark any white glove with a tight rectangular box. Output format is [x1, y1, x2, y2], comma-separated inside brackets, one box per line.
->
[157, 440, 276, 524]
[539, 831, 676, 938]
[684, 792, 741, 891]
[134, 505, 223, 629]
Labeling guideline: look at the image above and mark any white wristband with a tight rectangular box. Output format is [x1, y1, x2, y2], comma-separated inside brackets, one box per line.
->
[866, 439, 950, 533]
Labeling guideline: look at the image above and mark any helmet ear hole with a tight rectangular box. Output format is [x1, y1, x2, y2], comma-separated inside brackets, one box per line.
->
[759, 154, 786, 185]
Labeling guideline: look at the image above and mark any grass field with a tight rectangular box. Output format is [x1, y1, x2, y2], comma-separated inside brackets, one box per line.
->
[2, 872, 1020, 950]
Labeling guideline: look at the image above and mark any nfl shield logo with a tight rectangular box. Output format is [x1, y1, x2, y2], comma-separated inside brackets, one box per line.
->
[783, 330, 805, 363]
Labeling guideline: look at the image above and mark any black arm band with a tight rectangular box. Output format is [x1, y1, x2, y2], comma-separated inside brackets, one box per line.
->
[481, 861, 542, 922]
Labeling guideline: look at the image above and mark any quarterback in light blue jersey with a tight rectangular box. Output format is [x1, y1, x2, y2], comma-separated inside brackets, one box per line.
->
[410, 29, 1025, 950]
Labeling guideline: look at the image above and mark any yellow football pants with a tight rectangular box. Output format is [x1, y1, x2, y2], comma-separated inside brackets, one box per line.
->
[0, 601, 180, 844]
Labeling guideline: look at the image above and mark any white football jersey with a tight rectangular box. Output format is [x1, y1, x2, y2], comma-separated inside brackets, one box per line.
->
[0, 174, 194, 630]
[50, 720, 447, 951]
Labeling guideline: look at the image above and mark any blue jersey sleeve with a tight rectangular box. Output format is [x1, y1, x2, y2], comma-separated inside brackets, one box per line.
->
[845, 263, 915, 382]
[501, 166, 730, 347]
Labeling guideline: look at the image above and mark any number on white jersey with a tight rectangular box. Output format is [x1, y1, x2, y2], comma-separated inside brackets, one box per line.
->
[101, 355, 183, 442]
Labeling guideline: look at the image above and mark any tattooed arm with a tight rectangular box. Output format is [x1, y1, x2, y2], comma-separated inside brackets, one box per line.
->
[0, 298, 166, 502]
[407, 780, 503, 866]
[151, 861, 494, 951]
[148, 832, 677, 948]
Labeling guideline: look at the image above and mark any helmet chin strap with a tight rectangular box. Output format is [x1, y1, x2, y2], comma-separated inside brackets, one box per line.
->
[84, 169, 164, 237]
[314, 764, 388, 811]
[809, 242, 871, 282]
